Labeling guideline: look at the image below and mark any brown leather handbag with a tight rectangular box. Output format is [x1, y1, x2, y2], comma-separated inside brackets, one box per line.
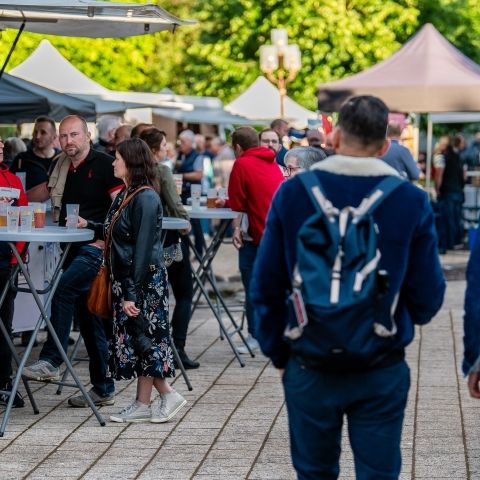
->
[87, 262, 112, 319]
[87, 186, 152, 318]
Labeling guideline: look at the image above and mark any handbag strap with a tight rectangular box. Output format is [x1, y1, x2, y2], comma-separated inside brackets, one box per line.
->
[104, 185, 153, 263]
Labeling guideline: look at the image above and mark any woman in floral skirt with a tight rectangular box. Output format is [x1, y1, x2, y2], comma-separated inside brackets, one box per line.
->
[84, 138, 186, 423]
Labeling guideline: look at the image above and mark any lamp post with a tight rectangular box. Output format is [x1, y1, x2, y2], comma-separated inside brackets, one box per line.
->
[259, 28, 301, 119]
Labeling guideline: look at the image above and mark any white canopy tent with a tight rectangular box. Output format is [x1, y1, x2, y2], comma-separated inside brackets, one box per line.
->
[226, 76, 317, 128]
[10, 39, 189, 113]
[10, 40, 254, 129]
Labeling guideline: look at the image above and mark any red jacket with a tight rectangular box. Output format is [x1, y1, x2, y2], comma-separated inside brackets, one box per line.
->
[0, 164, 28, 264]
[228, 147, 284, 246]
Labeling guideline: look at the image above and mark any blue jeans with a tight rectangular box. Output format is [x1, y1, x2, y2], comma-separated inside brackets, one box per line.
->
[238, 241, 258, 336]
[283, 358, 410, 480]
[437, 191, 464, 251]
[40, 245, 114, 397]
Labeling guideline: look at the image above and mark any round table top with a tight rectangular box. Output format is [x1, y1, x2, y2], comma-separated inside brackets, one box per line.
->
[184, 206, 240, 220]
[0, 226, 94, 242]
[163, 217, 190, 230]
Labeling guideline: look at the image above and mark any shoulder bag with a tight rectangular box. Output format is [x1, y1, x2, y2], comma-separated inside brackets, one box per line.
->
[87, 186, 152, 318]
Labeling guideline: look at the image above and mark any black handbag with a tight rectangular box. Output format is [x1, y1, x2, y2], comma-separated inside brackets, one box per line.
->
[163, 238, 183, 267]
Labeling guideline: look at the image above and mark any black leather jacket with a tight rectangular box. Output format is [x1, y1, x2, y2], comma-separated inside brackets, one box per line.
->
[109, 188, 163, 303]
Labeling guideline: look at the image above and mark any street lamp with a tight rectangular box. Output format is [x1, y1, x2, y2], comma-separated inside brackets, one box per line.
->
[259, 28, 301, 118]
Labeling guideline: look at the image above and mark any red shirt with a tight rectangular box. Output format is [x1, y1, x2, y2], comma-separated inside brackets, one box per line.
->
[0, 164, 28, 263]
[228, 147, 284, 246]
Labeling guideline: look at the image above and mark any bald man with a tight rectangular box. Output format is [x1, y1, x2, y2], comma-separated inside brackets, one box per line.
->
[24, 115, 124, 408]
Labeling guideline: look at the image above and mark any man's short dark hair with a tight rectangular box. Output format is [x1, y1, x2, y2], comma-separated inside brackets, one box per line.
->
[259, 128, 280, 142]
[34, 116, 56, 132]
[232, 127, 259, 151]
[338, 96, 388, 148]
[271, 119, 288, 130]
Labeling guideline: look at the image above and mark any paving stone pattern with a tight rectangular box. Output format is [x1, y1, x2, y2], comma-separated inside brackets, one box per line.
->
[0, 246, 478, 479]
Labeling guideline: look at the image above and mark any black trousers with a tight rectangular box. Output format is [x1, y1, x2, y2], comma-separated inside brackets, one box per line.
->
[0, 267, 17, 384]
[168, 236, 193, 350]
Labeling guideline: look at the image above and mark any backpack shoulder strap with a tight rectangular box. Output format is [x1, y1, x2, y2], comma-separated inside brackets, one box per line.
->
[353, 175, 404, 222]
[298, 171, 339, 219]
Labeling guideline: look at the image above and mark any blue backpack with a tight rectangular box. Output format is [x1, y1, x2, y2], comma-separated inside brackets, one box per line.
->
[285, 172, 404, 369]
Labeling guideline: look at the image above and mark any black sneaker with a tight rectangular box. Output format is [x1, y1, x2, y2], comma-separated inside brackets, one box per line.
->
[0, 381, 25, 408]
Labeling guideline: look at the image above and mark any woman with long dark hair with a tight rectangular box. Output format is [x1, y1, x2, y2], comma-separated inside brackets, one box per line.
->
[140, 128, 199, 369]
[83, 138, 186, 423]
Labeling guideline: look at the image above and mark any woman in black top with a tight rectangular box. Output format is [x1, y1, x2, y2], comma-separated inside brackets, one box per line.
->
[95, 138, 186, 423]
[139, 128, 199, 369]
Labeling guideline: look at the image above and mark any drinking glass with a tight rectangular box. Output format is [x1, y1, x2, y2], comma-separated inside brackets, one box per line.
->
[66, 204, 79, 229]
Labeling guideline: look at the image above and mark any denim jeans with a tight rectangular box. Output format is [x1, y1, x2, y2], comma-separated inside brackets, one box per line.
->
[437, 191, 464, 251]
[283, 358, 410, 480]
[39, 245, 114, 397]
[238, 241, 258, 336]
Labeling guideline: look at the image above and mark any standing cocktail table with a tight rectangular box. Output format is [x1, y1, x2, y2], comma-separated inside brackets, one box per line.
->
[0, 226, 106, 437]
[186, 207, 254, 367]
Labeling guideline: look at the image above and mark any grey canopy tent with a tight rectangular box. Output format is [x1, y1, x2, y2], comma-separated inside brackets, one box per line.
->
[0, 1, 194, 77]
[317, 23, 480, 113]
[317, 23, 480, 188]
[0, 72, 96, 123]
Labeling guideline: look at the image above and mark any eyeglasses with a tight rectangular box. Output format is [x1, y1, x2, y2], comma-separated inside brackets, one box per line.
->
[283, 165, 301, 177]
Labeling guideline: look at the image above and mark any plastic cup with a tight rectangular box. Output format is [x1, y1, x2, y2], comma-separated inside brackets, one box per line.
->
[7, 206, 19, 233]
[30, 202, 47, 228]
[0, 204, 8, 227]
[16, 172, 26, 191]
[217, 188, 227, 207]
[191, 197, 201, 210]
[66, 204, 79, 229]
[207, 188, 217, 208]
[190, 184, 202, 210]
[19, 206, 33, 233]
[173, 174, 183, 196]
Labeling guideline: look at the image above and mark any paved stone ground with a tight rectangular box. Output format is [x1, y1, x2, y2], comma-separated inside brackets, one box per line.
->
[0, 245, 478, 479]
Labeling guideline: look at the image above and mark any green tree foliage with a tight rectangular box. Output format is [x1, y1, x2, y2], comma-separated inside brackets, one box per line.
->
[418, 0, 480, 64]
[182, 0, 420, 109]
[0, 0, 479, 110]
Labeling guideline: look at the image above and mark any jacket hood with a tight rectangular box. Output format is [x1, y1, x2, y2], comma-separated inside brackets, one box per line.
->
[243, 146, 276, 163]
[311, 154, 400, 177]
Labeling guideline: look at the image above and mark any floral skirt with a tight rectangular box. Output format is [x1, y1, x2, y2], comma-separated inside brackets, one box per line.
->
[108, 267, 175, 380]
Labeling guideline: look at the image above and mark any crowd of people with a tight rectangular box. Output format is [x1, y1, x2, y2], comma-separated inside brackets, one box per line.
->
[1, 100, 480, 479]
[0, 113, 336, 420]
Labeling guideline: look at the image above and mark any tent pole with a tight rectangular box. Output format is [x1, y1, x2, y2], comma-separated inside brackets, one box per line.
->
[0, 20, 26, 79]
[413, 113, 420, 160]
[426, 117, 433, 199]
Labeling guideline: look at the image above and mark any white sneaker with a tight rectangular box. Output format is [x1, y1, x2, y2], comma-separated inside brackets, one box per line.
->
[237, 334, 259, 355]
[151, 391, 186, 423]
[110, 401, 151, 423]
[22, 359, 60, 381]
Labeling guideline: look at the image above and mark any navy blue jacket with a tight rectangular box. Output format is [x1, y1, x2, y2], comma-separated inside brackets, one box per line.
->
[463, 231, 480, 375]
[251, 155, 446, 368]
[381, 139, 420, 181]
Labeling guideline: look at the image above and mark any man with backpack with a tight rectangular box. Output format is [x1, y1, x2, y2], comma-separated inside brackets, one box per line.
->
[251, 95, 445, 480]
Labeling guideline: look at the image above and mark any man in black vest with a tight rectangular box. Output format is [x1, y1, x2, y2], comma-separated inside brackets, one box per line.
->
[434, 137, 465, 253]
[175, 130, 205, 254]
